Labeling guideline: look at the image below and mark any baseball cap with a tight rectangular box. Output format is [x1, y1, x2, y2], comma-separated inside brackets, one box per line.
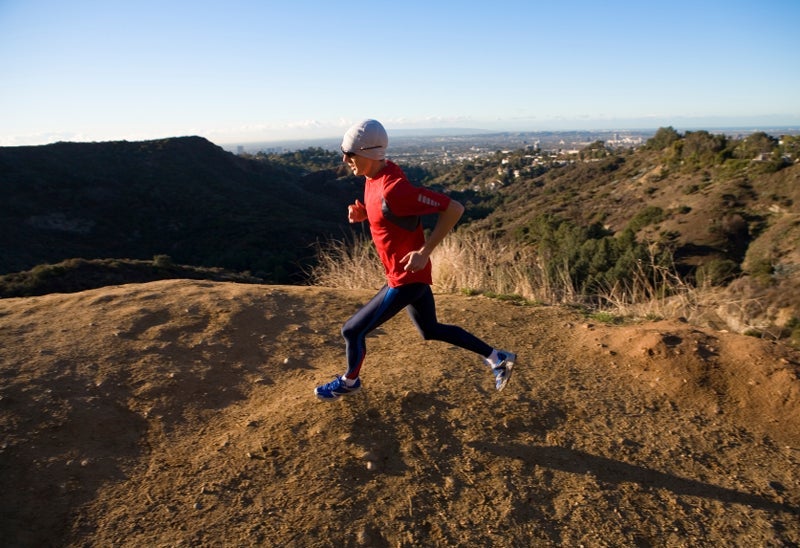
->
[341, 119, 388, 160]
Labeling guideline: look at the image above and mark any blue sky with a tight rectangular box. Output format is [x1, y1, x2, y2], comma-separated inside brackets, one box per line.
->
[1, 0, 798, 146]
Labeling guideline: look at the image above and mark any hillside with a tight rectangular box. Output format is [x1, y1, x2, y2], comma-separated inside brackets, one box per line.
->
[477, 146, 800, 272]
[0, 137, 358, 282]
[439, 135, 800, 341]
[1, 280, 798, 546]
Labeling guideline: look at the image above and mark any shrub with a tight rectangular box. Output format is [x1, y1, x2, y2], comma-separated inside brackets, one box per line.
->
[153, 254, 174, 268]
[696, 259, 739, 286]
[646, 127, 681, 151]
[627, 206, 665, 232]
[786, 317, 800, 349]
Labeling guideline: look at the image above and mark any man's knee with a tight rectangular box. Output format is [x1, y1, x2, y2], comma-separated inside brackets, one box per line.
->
[415, 324, 441, 341]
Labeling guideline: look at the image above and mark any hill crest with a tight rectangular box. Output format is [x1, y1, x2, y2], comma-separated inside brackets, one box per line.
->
[1, 280, 798, 545]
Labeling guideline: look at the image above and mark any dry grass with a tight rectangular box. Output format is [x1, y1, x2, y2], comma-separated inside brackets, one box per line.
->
[594, 247, 695, 319]
[310, 231, 763, 332]
[308, 235, 384, 290]
[431, 230, 577, 304]
[310, 230, 580, 305]
[589, 247, 768, 331]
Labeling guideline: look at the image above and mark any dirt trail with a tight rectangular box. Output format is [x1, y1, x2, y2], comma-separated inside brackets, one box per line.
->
[0, 280, 798, 547]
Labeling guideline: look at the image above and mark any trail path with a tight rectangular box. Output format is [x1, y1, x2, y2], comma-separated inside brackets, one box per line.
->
[0, 280, 798, 546]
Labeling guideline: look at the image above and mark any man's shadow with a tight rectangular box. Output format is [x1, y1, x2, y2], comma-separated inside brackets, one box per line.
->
[467, 440, 798, 515]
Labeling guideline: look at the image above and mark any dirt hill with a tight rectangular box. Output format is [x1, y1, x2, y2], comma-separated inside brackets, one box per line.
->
[1, 280, 798, 546]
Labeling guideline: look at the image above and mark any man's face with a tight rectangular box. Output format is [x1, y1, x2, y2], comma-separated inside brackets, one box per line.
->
[343, 151, 378, 177]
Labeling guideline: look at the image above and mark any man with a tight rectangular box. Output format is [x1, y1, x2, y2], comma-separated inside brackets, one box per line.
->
[314, 119, 516, 400]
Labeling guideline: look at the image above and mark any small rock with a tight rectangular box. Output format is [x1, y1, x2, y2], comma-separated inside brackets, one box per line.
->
[356, 527, 371, 545]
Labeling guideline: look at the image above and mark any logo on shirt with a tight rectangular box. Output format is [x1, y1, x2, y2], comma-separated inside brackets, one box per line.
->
[417, 194, 441, 207]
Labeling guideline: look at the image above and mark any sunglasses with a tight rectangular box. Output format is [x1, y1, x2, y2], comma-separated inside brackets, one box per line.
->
[341, 144, 383, 158]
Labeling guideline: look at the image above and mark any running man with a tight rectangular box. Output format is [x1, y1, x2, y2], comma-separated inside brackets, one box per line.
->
[314, 119, 516, 400]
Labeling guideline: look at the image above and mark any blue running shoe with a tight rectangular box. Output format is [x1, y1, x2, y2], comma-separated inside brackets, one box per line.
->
[314, 375, 362, 401]
[492, 351, 516, 391]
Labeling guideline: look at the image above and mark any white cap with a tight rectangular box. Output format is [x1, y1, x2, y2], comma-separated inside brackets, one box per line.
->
[341, 119, 388, 160]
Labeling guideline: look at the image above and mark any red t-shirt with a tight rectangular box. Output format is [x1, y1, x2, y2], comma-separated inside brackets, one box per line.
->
[364, 161, 451, 287]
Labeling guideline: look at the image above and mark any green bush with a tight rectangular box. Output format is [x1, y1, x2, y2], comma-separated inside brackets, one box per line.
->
[515, 215, 667, 296]
[627, 206, 664, 232]
[153, 254, 174, 268]
[646, 127, 681, 151]
[696, 258, 739, 286]
[786, 317, 800, 349]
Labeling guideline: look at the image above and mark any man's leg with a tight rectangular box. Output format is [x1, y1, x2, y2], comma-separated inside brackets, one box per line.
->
[315, 285, 410, 400]
[406, 284, 516, 391]
[405, 284, 493, 356]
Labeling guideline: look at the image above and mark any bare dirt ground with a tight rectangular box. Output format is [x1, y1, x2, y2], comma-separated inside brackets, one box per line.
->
[0, 279, 798, 547]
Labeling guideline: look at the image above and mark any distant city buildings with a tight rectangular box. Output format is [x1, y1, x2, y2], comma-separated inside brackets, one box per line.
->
[229, 129, 657, 160]
[607, 133, 644, 146]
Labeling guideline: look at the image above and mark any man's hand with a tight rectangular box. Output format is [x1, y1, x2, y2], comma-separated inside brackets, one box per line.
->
[348, 199, 367, 223]
[400, 249, 429, 273]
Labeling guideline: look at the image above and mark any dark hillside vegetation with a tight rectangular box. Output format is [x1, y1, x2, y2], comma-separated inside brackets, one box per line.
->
[0, 257, 263, 298]
[0, 137, 359, 285]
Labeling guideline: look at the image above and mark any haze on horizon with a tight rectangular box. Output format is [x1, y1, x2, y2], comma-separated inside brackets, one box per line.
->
[1, 0, 798, 147]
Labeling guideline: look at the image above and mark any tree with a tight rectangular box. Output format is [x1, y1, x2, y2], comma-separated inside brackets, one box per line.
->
[735, 131, 778, 159]
[580, 140, 609, 160]
[780, 134, 800, 161]
[681, 130, 729, 166]
[646, 127, 681, 151]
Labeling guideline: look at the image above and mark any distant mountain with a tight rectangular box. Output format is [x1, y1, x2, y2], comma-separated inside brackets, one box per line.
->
[0, 136, 360, 283]
[388, 127, 494, 137]
[224, 128, 497, 154]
